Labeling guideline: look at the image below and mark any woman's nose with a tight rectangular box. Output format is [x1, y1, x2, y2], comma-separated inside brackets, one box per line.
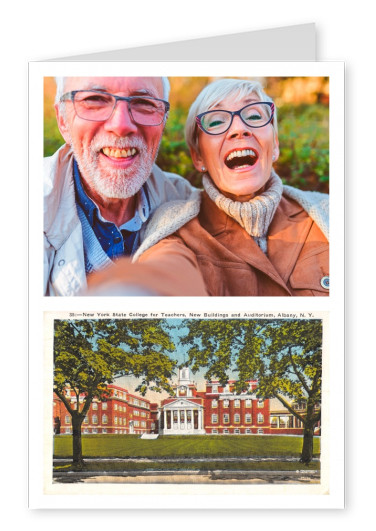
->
[226, 114, 252, 139]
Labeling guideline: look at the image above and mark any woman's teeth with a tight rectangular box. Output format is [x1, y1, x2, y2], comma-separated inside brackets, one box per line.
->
[225, 149, 258, 169]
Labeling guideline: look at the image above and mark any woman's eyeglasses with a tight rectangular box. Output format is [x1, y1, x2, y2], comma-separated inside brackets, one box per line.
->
[196, 102, 274, 135]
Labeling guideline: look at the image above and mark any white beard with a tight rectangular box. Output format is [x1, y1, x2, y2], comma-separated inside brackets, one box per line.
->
[70, 133, 160, 199]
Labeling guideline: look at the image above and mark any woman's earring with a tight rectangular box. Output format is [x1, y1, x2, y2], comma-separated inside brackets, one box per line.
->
[201, 166, 206, 172]
[272, 155, 276, 161]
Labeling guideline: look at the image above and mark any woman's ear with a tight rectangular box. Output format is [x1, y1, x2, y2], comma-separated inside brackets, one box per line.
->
[55, 103, 72, 145]
[190, 147, 205, 172]
[272, 135, 280, 162]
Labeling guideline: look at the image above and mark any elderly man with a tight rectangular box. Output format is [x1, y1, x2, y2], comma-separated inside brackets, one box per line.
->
[44, 76, 197, 295]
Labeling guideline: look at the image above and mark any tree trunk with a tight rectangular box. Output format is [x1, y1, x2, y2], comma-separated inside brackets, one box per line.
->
[300, 423, 314, 464]
[72, 415, 84, 469]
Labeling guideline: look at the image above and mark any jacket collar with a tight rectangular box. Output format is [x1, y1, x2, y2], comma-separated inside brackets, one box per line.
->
[199, 191, 313, 293]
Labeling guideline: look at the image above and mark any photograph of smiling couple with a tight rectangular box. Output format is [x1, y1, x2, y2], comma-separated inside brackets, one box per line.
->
[44, 76, 329, 297]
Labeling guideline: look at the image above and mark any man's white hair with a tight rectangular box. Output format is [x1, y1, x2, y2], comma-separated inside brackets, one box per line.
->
[54, 76, 170, 103]
[185, 78, 278, 154]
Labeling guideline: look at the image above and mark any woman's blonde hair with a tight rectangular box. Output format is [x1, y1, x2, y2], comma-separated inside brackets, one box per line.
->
[185, 78, 278, 154]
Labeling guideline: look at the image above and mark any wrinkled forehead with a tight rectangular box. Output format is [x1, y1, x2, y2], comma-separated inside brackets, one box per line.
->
[63, 76, 164, 98]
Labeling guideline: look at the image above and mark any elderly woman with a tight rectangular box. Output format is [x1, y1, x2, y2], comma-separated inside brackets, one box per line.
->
[88, 78, 329, 296]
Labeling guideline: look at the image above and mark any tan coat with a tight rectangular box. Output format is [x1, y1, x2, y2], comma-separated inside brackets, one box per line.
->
[140, 192, 329, 296]
[88, 191, 329, 296]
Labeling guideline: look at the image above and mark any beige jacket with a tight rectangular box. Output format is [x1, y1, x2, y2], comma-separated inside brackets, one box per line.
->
[44, 144, 199, 296]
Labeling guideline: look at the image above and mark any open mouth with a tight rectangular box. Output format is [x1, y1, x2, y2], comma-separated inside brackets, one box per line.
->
[101, 147, 138, 159]
[225, 149, 258, 169]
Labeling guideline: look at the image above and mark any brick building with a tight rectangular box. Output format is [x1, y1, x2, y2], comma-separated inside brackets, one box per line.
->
[53, 368, 320, 436]
[53, 384, 158, 435]
[159, 368, 270, 435]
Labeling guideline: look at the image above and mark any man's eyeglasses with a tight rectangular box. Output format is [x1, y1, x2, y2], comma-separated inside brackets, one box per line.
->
[195, 102, 275, 135]
[60, 90, 170, 126]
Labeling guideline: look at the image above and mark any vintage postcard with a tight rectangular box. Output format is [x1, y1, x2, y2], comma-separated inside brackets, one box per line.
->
[36, 309, 340, 509]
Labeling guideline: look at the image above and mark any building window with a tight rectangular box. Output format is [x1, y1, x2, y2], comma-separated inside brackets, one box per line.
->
[83, 428, 89, 434]
[92, 428, 98, 434]
[234, 399, 240, 408]
[102, 402, 107, 410]
[141, 421, 146, 427]
[65, 415, 71, 424]
[212, 400, 218, 408]
[271, 417, 278, 428]
[134, 410, 140, 416]
[257, 399, 264, 408]
[151, 423, 155, 430]
[114, 404, 118, 411]
[123, 419, 127, 426]
[257, 428, 264, 434]
[92, 402, 98, 410]
[223, 414, 230, 424]
[114, 416, 118, 425]
[119, 418, 122, 425]
[102, 428, 107, 434]
[134, 421, 139, 427]
[92, 415, 98, 424]
[245, 399, 252, 407]
[211, 414, 218, 424]
[245, 428, 252, 434]
[212, 429, 218, 434]
[257, 413, 264, 424]
[212, 385, 218, 393]
[102, 415, 108, 424]
[223, 428, 229, 434]
[234, 414, 240, 423]
[234, 428, 240, 434]
[84, 416, 89, 424]
[245, 414, 252, 424]
[223, 400, 229, 408]
[65, 428, 71, 434]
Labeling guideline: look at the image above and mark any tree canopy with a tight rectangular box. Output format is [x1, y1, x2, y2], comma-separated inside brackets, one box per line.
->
[54, 319, 177, 401]
[180, 318, 322, 463]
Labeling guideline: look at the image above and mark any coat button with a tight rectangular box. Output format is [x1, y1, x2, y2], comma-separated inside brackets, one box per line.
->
[58, 259, 65, 266]
[114, 237, 122, 244]
[320, 276, 329, 289]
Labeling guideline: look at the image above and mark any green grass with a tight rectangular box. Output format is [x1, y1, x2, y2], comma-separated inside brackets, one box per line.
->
[53, 434, 320, 459]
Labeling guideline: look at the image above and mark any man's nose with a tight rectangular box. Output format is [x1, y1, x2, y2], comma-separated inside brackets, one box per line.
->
[103, 100, 138, 136]
[226, 115, 252, 139]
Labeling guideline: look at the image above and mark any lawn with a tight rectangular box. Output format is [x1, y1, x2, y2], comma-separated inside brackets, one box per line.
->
[53, 434, 320, 459]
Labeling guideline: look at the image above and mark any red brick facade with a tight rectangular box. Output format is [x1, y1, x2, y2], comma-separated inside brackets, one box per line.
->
[53, 373, 319, 436]
[53, 384, 157, 435]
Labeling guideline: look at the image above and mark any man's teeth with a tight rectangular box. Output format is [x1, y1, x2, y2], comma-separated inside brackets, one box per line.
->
[226, 149, 256, 162]
[102, 147, 137, 158]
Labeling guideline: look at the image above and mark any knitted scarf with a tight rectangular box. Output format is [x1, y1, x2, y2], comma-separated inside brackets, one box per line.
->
[202, 170, 283, 253]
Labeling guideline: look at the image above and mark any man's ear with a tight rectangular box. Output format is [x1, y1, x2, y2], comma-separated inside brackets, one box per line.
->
[55, 103, 71, 145]
[190, 147, 205, 172]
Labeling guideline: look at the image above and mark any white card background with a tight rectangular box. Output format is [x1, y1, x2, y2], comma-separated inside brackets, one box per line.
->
[4, 0, 374, 526]
[29, 60, 344, 510]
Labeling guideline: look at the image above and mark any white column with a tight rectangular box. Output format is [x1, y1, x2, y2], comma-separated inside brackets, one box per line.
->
[184, 409, 187, 429]
[177, 410, 180, 430]
[198, 409, 202, 430]
[164, 410, 167, 431]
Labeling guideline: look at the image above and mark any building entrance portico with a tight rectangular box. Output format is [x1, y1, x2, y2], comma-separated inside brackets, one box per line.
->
[160, 399, 205, 435]
[159, 367, 206, 435]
